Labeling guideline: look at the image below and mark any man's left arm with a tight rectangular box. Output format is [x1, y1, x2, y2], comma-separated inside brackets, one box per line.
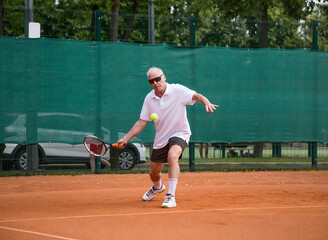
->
[192, 93, 219, 113]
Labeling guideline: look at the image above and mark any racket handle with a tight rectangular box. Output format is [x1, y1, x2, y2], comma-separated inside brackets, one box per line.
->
[112, 143, 126, 148]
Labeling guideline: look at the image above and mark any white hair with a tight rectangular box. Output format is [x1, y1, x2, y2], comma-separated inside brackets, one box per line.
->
[147, 67, 163, 78]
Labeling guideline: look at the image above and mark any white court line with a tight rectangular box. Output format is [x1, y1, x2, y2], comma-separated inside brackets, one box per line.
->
[0, 205, 327, 224]
[0, 225, 78, 240]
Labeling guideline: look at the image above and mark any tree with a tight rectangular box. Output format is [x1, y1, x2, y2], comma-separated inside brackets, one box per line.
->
[216, 0, 328, 48]
[317, 3, 328, 50]
[110, 0, 119, 41]
[0, 0, 3, 35]
[123, 0, 137, 41]
[304, 3, 328, 50]
[213, 0, 328, 157]
[2, 0, 327, 47]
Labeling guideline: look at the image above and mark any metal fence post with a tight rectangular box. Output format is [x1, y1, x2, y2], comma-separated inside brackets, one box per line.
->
[277, 143, 282, 157]
[221, 143, 226, 158]
[148, 0, 155, 44]
[95, 156, 101, 173]
[27, 144, 39, 171]
[308, 142, 312, 157]
[189, 142, 195, 172]
[312, 20, 318, 50]
[272, 143, 276, 157]
[24, 0, 34, 37]
[110, 147, 120, 171]
[24, 0, 39, 171]
[95, 10, 101, 41]
[272, 143, 281, 157]
[189, 16, 196, 47]
[94, 9, 102, 174]
[311, 142, 317, 168]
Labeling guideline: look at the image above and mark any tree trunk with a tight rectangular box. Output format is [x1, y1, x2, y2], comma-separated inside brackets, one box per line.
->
[91, 4, 99, 41]
[123, 0, 138, 42]
[0, 0, 3, 36]
[253, 142, 264, 158]
[0, 144, 5, 170]
[110, 0, 119, 41]
[254, 2, 269, 158]
[260, 2, 268, 48]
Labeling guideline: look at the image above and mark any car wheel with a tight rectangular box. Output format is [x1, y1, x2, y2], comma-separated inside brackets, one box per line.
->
[14, 147, 42, 171]
[3, 158, 14, 171]
[119, 148, 135, 170]
[15, 148, 28, 170]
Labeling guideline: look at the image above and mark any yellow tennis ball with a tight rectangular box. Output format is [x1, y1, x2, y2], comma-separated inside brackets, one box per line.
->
[151, 113, 158, 120]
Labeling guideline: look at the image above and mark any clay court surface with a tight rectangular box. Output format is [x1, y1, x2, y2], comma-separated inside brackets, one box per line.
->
[0, 171, 327, 240]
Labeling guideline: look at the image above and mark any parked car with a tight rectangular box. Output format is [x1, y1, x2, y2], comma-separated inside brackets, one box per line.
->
[2, 113, 146, 171]
[3, 142, 146, 171]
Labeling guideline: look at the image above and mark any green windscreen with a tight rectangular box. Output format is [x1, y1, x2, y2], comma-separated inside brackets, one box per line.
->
[1, 37, 327, 144]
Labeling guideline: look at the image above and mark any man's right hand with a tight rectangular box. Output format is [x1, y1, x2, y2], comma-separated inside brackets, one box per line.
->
[117, 139, 128, 149]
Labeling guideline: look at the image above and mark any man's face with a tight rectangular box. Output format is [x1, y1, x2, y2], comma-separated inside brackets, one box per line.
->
[148, 70, 166, 91]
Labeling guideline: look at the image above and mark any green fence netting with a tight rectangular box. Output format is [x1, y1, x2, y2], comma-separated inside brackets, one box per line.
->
[1, 36, 328, 144]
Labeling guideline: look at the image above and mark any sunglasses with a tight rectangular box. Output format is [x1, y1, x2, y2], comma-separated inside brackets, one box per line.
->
[148, 74, 163, 84]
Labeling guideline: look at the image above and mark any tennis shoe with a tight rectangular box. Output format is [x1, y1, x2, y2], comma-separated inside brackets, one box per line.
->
[142, 184, 166, 201]
[161, 194, 176, 208]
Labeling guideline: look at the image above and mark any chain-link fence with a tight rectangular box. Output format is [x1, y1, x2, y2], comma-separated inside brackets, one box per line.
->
[1, 142, 328, 174]
[1, 7, 328, 174]
[178, 142, 328, 171]
[2, 6, 328, 49]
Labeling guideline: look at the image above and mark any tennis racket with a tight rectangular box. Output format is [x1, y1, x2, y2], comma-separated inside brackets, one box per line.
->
[83, 135, 126, 157]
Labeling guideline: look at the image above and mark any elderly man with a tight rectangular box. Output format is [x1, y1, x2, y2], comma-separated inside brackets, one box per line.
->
[118, 67, 218, 208]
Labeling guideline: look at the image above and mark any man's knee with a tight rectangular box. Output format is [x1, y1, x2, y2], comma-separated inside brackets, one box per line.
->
[168, 145, 183, 163]
[149, 167, 160, 176]
[167, 153, 180, 164]
[149, 162, 163, 176]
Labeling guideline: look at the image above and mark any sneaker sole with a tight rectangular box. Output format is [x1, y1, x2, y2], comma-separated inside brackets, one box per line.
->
[161, 203, 177, 208]
[142, 196, 155, 201]
[142, 185, 166, 201]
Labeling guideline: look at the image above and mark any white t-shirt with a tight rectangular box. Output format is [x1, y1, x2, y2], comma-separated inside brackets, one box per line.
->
[140, 83, 196, 149]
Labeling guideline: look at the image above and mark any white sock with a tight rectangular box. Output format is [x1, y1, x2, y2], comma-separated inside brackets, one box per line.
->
[168, 178, 178, 196]
[153, 179, 162, 190]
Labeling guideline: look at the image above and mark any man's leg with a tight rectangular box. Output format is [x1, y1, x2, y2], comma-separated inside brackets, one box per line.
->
[199, 143, 203, 158]
[161, 144, 183, 208]
[205, 143, 209, 158]
[149, 161, 164, 189]
[100, 158, 111, 169]
[167, 145, 183, 195]
[89, 154, 95, 171]
[142, 161, 165, 201]
[167, 145, 182, 178]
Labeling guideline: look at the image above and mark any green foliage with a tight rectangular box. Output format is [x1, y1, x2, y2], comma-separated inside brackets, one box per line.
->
[306, 4, 328, 50]
[1, 0, 328, 49]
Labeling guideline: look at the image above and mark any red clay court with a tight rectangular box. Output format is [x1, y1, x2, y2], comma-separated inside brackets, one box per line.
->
[0, 171, 328, 240]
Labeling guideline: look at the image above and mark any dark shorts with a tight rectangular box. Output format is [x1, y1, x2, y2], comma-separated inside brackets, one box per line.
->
[151, 137, 188, 163]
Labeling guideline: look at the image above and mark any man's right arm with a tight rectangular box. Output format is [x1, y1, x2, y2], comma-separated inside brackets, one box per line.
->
[117, 119, 148, 148]
[192, 93, 219, 113]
